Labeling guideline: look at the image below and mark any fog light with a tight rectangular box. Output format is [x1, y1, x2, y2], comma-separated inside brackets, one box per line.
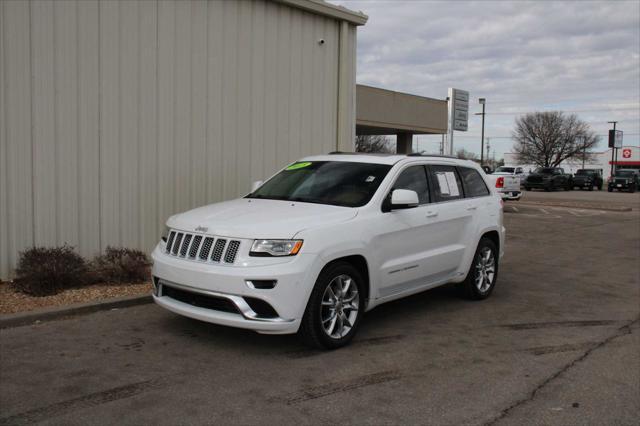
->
[246, 280, 277, 290]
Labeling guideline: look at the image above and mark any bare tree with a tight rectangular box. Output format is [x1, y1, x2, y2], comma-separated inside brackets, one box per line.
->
[355, 135, 394, 153]
[455, 148, 479, 161]
[512, 112, 599, 167]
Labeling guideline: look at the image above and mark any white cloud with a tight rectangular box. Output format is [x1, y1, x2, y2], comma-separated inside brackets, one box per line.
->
[332, 0, 640, 157]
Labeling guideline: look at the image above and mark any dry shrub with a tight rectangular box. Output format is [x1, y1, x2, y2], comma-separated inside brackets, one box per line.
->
[91, 247, 150, 284]
[14, 245, 88, 296]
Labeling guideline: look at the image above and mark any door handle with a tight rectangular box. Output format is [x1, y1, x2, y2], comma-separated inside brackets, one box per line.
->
[466, 205, 478, 211]
[426, 211, 438, 218]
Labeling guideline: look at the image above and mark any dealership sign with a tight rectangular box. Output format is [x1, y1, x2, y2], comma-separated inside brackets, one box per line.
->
[448, 88, 469, 132]
[622, 148, 632, 159]
[608, 130, 623, 148]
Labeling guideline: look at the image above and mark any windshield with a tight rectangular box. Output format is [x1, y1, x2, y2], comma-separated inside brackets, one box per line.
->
[576, 170, 595, 175]
[495, 167, 514, 173]
[615, 171, 635, 177]
[534, 168, 556, 174]
[246, 161, 392, 207]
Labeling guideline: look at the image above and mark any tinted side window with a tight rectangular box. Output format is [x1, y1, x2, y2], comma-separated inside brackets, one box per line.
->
[458, 167, 490, 197]
[429, 165, 464, 202]
[392, 165, 430, 205]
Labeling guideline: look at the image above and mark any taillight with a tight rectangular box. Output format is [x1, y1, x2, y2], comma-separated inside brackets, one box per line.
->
[496, 177, 504, 188]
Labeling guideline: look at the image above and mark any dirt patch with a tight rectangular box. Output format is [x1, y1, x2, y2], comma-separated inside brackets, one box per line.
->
[0, 280, 152, 315]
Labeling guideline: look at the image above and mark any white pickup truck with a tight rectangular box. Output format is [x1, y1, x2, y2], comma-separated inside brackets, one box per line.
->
[486, 173, 522, 201]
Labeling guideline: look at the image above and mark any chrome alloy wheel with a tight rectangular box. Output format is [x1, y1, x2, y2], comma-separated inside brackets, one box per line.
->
[320, 274, 359, 339]
[475, 247, 496, 293]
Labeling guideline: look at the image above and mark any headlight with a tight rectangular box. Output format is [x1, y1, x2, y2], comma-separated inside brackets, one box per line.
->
[161, 225, 170, 242]
[250, 240, 303, 257]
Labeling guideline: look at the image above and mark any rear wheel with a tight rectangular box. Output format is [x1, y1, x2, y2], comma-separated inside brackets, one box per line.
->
[630, 184, 636, 193]
[299, 262, 364, 349]
[459, 238, 499, 300]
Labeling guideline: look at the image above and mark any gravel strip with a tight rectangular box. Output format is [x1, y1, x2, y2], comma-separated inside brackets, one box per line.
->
[0, 281, 152, 315]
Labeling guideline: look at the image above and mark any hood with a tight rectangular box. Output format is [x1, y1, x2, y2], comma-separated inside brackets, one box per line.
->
[167, 198, 358, 239]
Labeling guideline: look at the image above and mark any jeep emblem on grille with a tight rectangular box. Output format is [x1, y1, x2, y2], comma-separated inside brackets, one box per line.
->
[195, 226, 208, 233]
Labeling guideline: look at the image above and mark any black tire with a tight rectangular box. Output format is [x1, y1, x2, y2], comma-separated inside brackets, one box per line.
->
[630, 185, 636, 194]
[608, 187, 613, 192]
[459, 238, 499, 300]
[597, 182, 603, 191]
[588, 185, 593, 191]
[544, 184, 552, 192]
[524, 186, 531, 191]
[299, 261, 365, 349]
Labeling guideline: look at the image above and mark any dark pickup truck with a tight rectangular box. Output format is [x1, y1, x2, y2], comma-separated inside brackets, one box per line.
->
[524, 167, 573, 191]
[572, 169, 603, 191]
[608, 170, 638, 193]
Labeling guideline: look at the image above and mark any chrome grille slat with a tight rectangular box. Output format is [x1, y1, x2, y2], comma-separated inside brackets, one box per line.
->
[224, 240, 240, 263]
[189, 235, 203, 259]
[165, 231, 176, 253]
[164, 230, 240, 264]
[180, 234, 193, 257]
[199, 237, 214, 260]
[211, 239, 227, 262]
[172, 233, 184, 255]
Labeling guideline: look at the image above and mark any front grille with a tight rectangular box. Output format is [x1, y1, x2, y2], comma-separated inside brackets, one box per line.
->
[165, 230, 241, 264]
[161, 285, 239, 314]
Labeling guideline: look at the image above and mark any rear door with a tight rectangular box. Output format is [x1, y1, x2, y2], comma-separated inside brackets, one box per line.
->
[421, 165, 474, 281]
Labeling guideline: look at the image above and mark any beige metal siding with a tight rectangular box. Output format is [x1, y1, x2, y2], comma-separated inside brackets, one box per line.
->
[0, 0, 358, 278]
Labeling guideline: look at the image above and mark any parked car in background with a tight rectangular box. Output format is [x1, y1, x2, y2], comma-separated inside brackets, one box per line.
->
[486, 173, 522, 201]
[572, 169, 603, 191]
[608, 170, 638, 193]
[524, 167, 573, 191]
[493, 166, 528, 185]
[152, 154, 505, 349]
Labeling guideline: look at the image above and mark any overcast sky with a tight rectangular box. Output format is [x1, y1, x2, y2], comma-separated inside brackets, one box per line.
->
[332, 0, 640, 159]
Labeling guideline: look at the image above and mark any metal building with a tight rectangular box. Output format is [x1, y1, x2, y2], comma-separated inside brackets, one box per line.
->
[0, 0, 366, 278]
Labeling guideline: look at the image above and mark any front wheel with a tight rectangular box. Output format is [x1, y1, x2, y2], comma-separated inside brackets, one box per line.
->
[459, 238, 499, 300]
[299, 262, 364, 349]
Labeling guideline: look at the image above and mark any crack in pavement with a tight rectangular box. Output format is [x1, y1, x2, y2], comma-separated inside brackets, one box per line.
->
[483, 316, 639, 426]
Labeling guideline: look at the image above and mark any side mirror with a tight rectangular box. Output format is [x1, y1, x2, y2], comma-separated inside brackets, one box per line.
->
[251, 180, 263, 192]
[390, 189, 419, 210]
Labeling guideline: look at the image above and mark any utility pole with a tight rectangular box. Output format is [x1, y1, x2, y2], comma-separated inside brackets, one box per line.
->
[485, 138, 491, 166]
[476, 98, 486, 165]
[608, 121, 618, 177]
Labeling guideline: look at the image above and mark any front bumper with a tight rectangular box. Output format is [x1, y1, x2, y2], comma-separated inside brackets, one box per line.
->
[609, 182, 632, 190]
[151, 245, 317, 334]
[525, 180, 550, 189]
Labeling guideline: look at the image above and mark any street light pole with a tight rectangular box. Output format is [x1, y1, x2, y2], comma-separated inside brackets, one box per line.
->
[476, 98, 486, 166]
[608, 121, 618, 177]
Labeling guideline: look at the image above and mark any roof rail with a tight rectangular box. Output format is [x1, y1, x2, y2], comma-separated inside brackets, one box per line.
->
[406, 153, 458, 159]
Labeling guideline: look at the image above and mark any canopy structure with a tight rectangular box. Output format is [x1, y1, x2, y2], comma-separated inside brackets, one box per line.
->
[356, 85, 448, 153]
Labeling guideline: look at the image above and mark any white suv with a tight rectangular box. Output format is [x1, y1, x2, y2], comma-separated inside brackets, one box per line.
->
[152, 154, 505, 348]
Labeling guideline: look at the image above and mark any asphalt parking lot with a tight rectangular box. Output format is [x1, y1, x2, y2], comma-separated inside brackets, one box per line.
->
[1, 195, 639, 425]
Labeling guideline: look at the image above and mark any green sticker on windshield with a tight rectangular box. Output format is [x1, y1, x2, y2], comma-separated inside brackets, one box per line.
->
[286, 162, 312, 171]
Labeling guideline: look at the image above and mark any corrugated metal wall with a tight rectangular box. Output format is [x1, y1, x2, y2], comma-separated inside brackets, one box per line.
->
[0, 0, 358, 278]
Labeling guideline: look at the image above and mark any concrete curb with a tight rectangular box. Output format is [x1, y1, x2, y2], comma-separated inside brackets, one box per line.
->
[516, 201, 632, 212]
[0, 294, 153, 329]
